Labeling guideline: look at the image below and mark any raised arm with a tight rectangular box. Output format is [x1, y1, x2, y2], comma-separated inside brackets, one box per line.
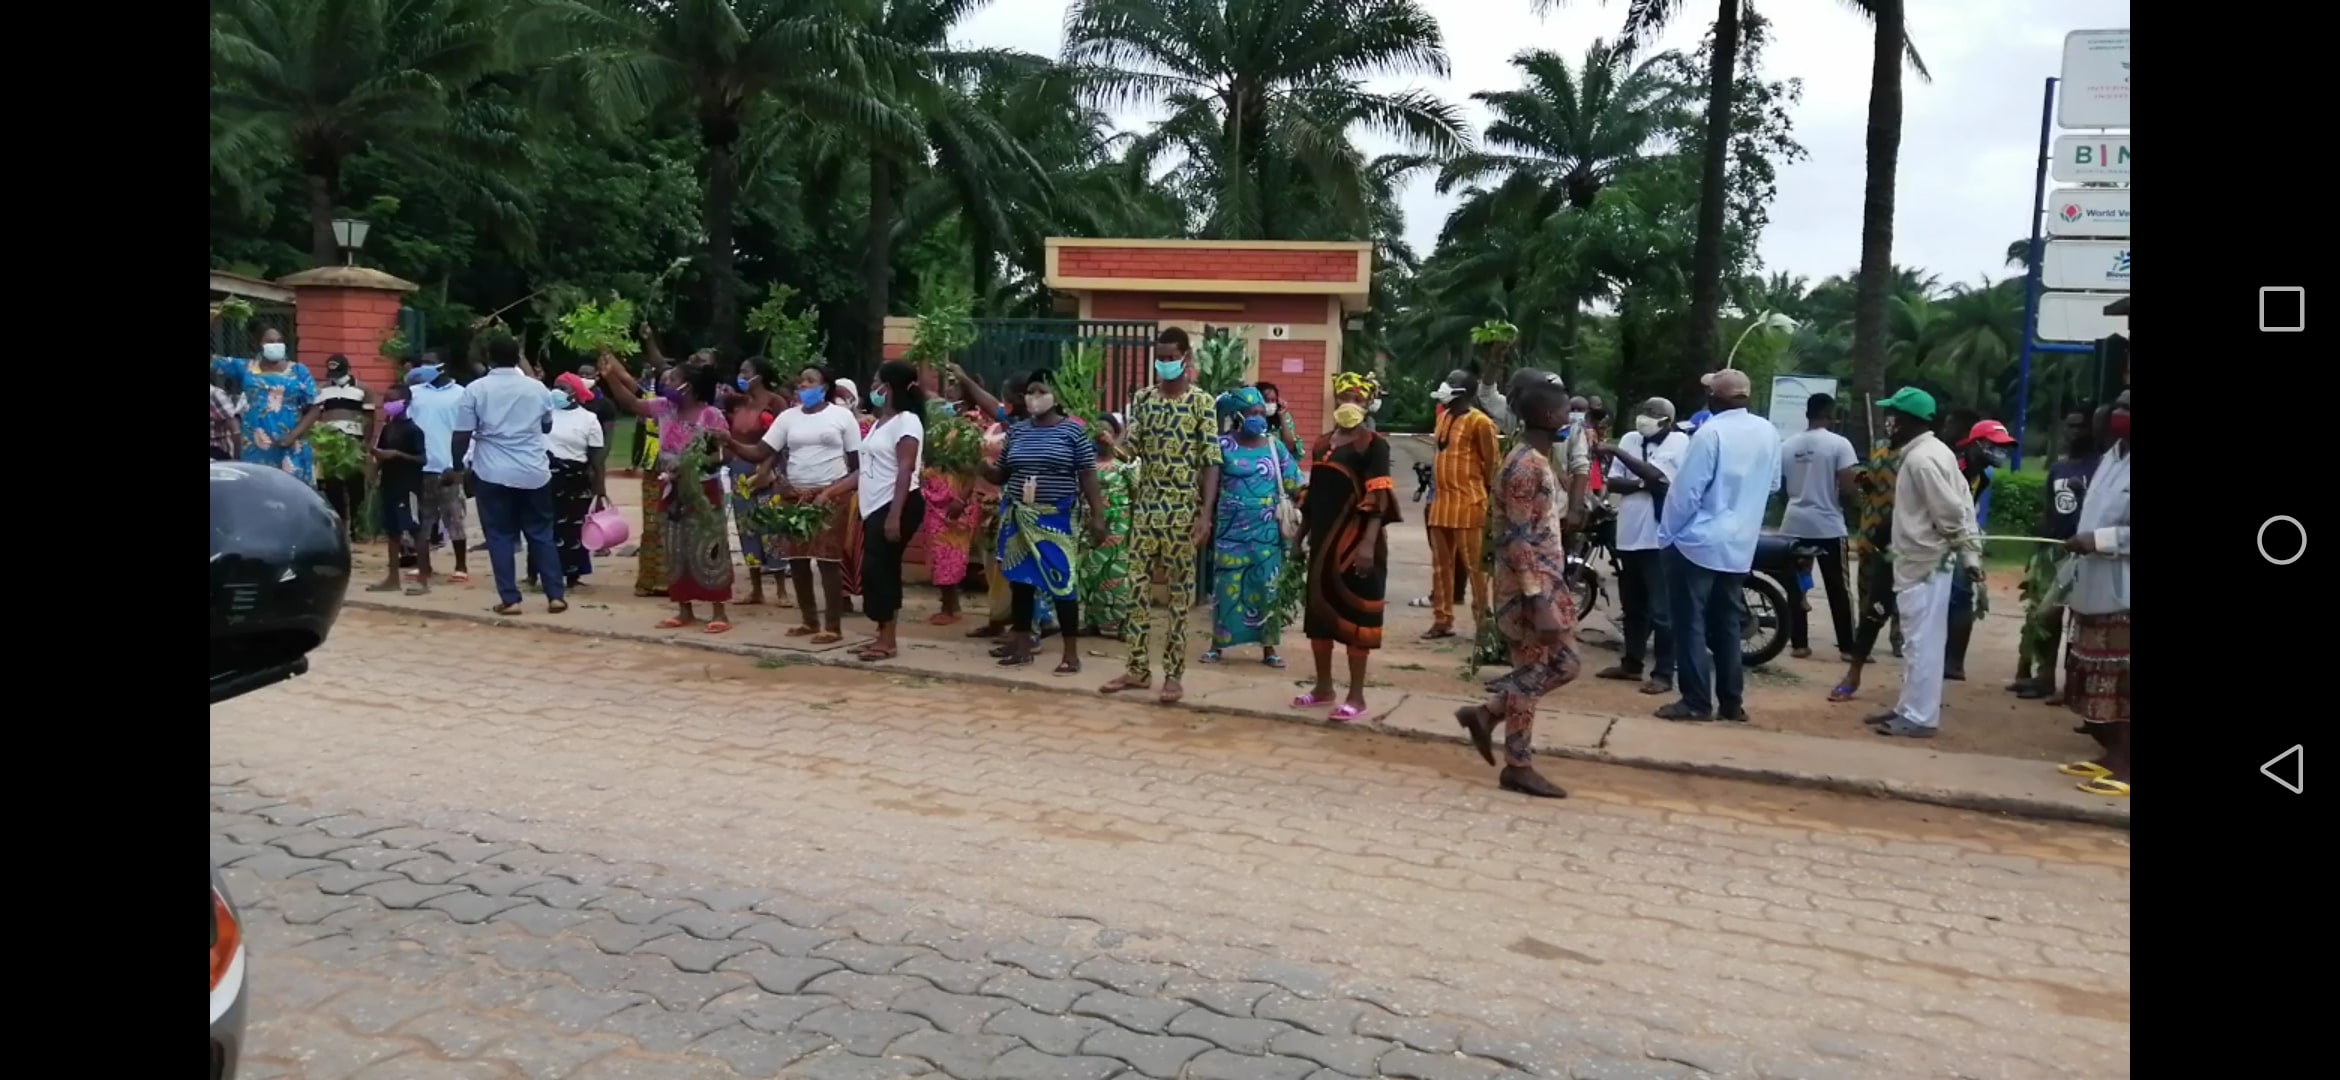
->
[595, 354, 663, 420]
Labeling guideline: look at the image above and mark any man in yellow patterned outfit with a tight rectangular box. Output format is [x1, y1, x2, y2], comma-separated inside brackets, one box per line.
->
[1100, 327, 1222, 704]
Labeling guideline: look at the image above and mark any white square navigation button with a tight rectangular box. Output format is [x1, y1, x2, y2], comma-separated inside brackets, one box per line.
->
[2261, 286, 2306, 333]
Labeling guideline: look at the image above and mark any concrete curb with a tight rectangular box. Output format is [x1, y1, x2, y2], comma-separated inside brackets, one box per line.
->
[344, 599, 2131, 831]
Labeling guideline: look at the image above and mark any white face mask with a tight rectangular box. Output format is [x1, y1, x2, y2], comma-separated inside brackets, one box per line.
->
[260, 342, 287, 362]
[1369, 399, 1383, 414]
[1568, 411, 1586, 426]
[1264, 401, 1279, 416]
[1634, 415, 1665, 437]
[1432, 383, 1461, 404]
[1025, 392, 1055, 416]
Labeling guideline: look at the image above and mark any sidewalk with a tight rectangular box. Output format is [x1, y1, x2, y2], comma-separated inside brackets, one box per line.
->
[345, 484, 2129, 827]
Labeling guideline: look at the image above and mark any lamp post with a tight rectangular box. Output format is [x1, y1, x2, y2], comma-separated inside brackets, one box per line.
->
[330, 218, 372, 266]
[1723, 310, 1799, 369]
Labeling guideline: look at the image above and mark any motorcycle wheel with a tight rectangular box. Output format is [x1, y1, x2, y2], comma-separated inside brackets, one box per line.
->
[1565, 561, 1600, 623]
[1740, 574, 1791, 669]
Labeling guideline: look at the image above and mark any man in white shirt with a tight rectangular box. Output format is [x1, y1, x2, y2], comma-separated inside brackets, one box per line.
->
[1594, 397, 1689, 694]
[1866, 387, 1982, 739]
[1655, 370, 1782, 723]
[1777, 392, 1861, 658]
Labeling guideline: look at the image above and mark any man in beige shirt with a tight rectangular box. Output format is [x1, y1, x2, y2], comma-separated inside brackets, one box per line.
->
[1867, 387, 1983, 739]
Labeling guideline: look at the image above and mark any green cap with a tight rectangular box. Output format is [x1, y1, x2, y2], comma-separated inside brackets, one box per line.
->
[1878, 386, 1936, 420]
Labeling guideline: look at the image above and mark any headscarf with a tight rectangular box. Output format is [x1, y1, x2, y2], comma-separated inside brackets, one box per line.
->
[833, 378, 860, 407]
[554, 372, 595, 404]
[1218, 386, 1266, 419]
[1332, 371, 1380, 402]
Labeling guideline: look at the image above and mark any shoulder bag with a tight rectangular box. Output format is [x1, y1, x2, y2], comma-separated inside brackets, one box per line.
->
[1265, 437, 1302, 544]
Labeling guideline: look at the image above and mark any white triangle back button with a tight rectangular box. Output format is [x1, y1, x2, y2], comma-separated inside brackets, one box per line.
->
[2261, 745, 2305, 794]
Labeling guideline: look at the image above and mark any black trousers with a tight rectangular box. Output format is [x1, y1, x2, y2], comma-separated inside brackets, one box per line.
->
[859, 491, 926, 623]
[1010, 582, 1081, 639]
[1786, 536, 1855, 653]
[320, 473, 368, 538]
[1615, 547, 1673, 678]
[1848, 551, 1898, 662]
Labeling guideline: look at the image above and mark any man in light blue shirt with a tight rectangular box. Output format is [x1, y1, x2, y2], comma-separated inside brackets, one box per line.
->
[403, 365, 473, 583]
[1655, 369, 1781, 722]
[451, 338, 565, 613]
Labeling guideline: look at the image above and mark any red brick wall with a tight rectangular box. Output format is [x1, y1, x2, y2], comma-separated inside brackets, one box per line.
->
[290, 286, 407, 390]
[1089, 292, 1331, 326]
[1058, 245, 1359, 284]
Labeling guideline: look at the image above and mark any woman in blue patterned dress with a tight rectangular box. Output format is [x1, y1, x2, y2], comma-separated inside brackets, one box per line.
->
[211, 327, 320, 484]
[990, 371, 1109, 673]
[1204, 387, 1301, 667]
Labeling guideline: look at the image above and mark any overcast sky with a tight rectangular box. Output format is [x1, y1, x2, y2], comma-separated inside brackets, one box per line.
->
[957, 0, 2129, 290]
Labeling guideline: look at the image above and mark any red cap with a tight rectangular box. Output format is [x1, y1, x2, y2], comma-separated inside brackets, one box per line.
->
[555, 372, 596, 404]
[1962, 419, 2015, 446]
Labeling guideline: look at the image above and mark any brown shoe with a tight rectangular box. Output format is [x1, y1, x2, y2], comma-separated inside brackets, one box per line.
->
[1498, 765, 1568, 798]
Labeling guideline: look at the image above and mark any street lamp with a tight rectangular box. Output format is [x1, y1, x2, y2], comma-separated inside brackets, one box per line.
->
[1723, 310, 1798, 369]
[331, 218, 372, 265]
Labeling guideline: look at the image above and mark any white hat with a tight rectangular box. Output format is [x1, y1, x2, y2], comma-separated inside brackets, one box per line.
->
[834, 378, 859, 403]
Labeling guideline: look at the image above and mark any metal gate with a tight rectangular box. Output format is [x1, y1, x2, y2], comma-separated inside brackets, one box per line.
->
[210, 303, 296, 362]
[957, 318, 1158, 414]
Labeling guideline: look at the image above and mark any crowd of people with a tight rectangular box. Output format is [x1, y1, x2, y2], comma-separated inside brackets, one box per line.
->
[212, 322, 2130, 799]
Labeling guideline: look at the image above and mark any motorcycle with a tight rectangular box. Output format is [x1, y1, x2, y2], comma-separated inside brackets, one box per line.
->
[1557, 502, 1801, 670]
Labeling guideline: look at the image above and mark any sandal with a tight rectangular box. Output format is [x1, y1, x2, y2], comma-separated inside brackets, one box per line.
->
[929, 612, 961, 626]
[809, 632, 843, 645]
[1329, 703, 1367, 722]
[1053, 660, 1081, 676]
[856, 648, 897, 662]
[1099, 675, 1151, 695]
[365, 582, 403, 593]
[1199, 649, 1224, 664]
[1291, 691, 1337, 709]
[490, 602, 525, 616]
[785, 625, 820, 638]
[2057, 761, 2113, 779]
[967, 624, 1005, 639]
[1262, 655, 1285, 669]
[1828, 683, 1858, 703]
[704, 621, 733, 634]
[657, 617, 694, 629]
[1421, 627, 1457, 640]
[548, 599, 569, 614]
[450, 572, 471, 584]
[997, 653, 1034, 667]
[2076, 777, 2131, 797]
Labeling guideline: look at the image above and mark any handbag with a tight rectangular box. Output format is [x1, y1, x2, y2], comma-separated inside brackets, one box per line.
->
[1266, 438, 1302, 544]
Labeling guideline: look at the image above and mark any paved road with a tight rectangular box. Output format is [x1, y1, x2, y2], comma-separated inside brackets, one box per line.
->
[211, 612, 2131, 1079]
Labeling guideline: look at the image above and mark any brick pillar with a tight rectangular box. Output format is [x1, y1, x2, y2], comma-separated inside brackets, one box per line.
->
[275, 266, 421, 389]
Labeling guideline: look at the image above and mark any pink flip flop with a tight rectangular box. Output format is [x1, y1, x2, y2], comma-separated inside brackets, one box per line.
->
[1330, 704, 1368, 723]
[1291, 692, 1336, 709]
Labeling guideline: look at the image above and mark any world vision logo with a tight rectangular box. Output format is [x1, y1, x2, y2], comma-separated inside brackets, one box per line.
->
[2059, 203, 2084, 223]
[2108, 250, 2131, 278]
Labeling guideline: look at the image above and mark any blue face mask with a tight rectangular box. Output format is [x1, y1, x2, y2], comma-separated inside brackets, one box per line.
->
[1154, 358, 1186, 381]
[799, 387, 826, 409]
[1240, 415, 1270, 437]
[870, 389, 888, 410]
[736, 376, 753, 392]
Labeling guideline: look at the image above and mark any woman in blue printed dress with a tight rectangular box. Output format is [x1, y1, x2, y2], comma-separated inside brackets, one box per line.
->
[1204, 388, 1302, 667]
[211, 327, 320, 484]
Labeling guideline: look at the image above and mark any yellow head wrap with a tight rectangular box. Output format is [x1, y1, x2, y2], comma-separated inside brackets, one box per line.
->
[1332, 371, 1379, 401]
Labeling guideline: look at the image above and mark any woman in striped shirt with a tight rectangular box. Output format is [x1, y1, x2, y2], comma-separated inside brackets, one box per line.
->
[987, 371, 1109, 673]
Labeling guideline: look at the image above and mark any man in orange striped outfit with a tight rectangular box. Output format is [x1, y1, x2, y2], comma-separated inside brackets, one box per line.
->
[1424, 369, 1501, 640]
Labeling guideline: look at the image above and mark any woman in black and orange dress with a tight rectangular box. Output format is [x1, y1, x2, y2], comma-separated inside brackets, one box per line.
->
[1292, 371, 1400, 722]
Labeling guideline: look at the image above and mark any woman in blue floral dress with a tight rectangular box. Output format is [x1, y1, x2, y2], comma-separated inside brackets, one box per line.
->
[1204, 388, 1302, 667]
[211, 328, 320, 484]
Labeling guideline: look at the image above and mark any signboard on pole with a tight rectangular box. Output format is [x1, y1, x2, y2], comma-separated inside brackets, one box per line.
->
[2051, 135, 2130, 183]
[2058, 30, 2131, 129]
[2042, 239, 2131, 292]
[2045, 188, 2131, 237]
[1766, 375, 1837, 437]
[2036, 292, 2129, 343]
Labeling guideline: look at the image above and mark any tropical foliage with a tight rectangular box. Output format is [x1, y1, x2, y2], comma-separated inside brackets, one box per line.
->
[212, 0, 2057, 450]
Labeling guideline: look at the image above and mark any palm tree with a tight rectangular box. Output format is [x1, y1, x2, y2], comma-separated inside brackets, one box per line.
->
[210, 0, 515, 267]
[1923, 278, 2023, 410]
[1846, 0, 1932, 447]
[1064, 0, 1469, 241]
[1439, 41, 1688, 212]
[1541, 1, 1924, 378]
[527, 0, 908, 359]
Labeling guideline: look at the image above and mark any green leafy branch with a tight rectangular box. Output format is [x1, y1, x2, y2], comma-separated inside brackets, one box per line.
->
[744, 284, 824, 368]
[903, 290, 976, 369]
[922, 398, 986, 476]
[551, 296, 642, 359]
[1195, 329, 1251, 395]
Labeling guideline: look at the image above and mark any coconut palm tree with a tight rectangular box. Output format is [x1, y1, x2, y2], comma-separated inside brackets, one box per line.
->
[525, 0, 908, 359]
[210, 0, 518, 267]
[1064, 0, 1469, 241]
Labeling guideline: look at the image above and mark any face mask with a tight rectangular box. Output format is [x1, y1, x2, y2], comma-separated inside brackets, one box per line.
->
[1634, 415, 1664, 437]
[799, 387, 826, 409]
[580, 378, 597, 391]
[381, 400, 408, 420]
[1568, 411, 1586, 426]
[1369, 399, 1383, 414]
[1432, 383, 1461, 404]
[736, 376, 753, 392]
[1240, 415, 1270, 437]
[1333, 403, 1366, 430]
[1154, 359, 1187, 381]
[870, 389, 888, 409]
[548, 389, 574, 411]
[2105, 412, 2130, 441]
[260, 342, 287, 362]
[1026, 392, 1056, 416]
[657, 382, 684, 403]
[1264, 402, 1279, 416]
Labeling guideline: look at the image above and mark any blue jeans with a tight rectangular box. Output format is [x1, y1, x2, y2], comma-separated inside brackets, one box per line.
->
[474, 479, 564, 606]
[1949, 569, 1975, 619]
[1665, 546, 1747, 716]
